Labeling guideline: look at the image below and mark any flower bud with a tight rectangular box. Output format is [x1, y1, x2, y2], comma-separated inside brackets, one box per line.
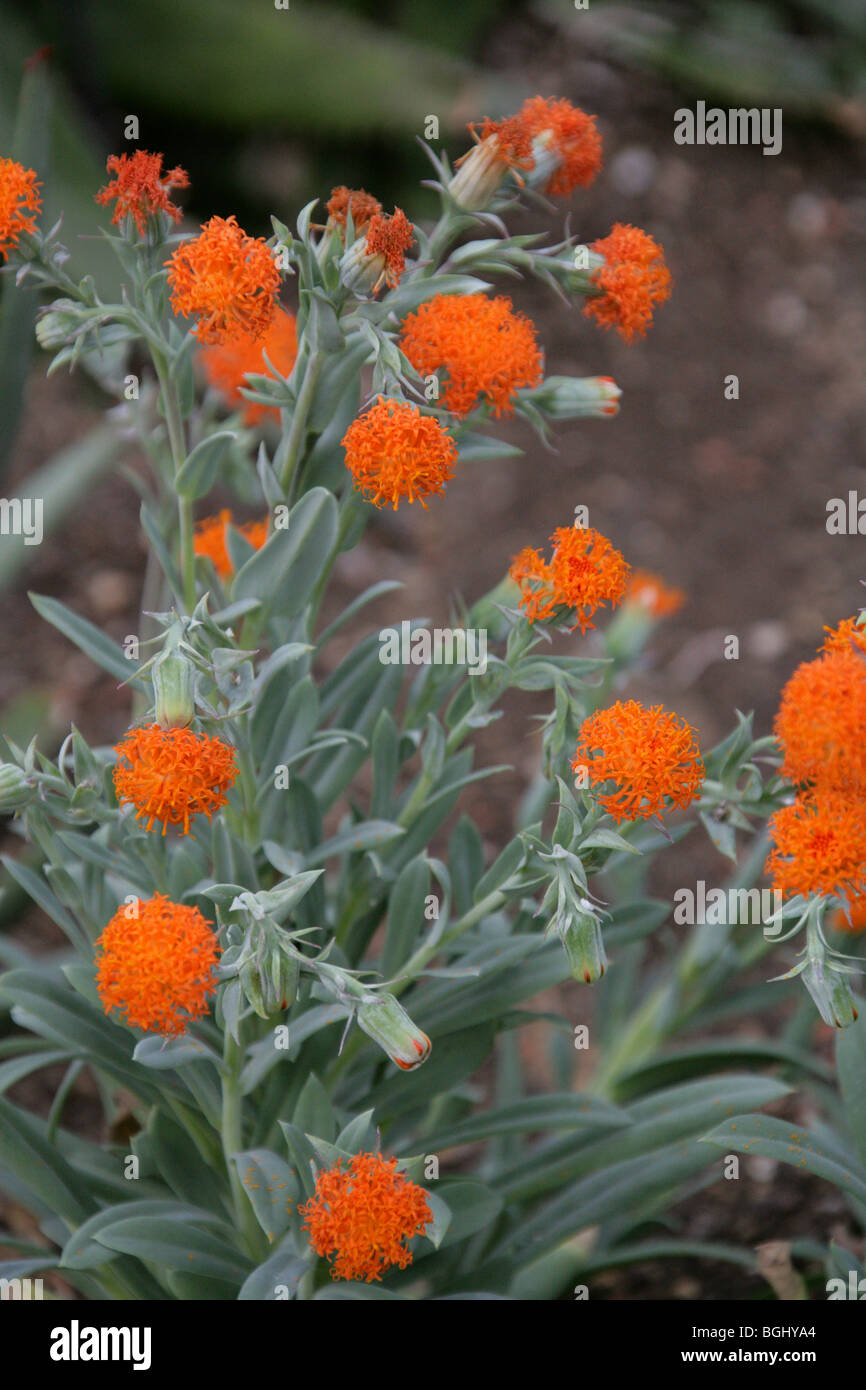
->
[35, 300, 88, 351]
[0, 763, 35, 813]
[523, 375, 621, 421]
[152, 648, 196, 730]
[559, 907, 608, 984]
[356, 993, 431, 1070]
[447, 137, 511, 212]
[802, 959, 859, 1029]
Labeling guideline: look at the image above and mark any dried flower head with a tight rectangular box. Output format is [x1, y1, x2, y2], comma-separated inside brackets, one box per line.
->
[400, 293, 543, 417]
[774, 648, 866, 795]
[516, 95, 602, 195]
[96, 893, 219, 1038]
[765, 791, 866, 900]
[821, 615, 866, 657]
[342, 396, 457, 509]
[326, 186, 382, 232]
[573, 700, 704, 822]
[166, 214, 281, 344]
[625, 569, 685, 618]
[113, 724, 238, 834]
[0, 157, 41, 260]
[95, 151, 189, 235]
[300, 1152, 432, 1283]
[363, 208, 414, 288]
[584, 223, 672, 342]
[193, 509, 269, 578]
[510, 525, 630, 630]
[199, 306, 297, 425]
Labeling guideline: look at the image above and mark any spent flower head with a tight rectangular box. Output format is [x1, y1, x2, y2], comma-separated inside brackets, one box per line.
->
[95, 150, 189, 235]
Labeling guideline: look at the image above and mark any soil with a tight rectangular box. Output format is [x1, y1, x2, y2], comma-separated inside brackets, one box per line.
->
[2, 12, 865, 1299]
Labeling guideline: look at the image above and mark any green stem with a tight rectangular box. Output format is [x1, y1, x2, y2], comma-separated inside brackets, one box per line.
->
[152, 350, 195, 611]
[280, 348, 325, 497]
[220, 1030, 263, 1257]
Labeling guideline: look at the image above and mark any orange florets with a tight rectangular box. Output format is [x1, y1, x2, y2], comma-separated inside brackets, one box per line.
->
[95, 893, 219, 1038]
[830, 893, 866, 934]
[95, 151, 189, 235]
[510, 525, 630, 631]
[400, 293, 543, 418]
[199, 306, 297, 425]
[584, 223, 672, 342]
[774, 649, 866, 795]
[516, 95, 602, 195]
[573, 699, 704, 822]
[364, 208, 414, 288]
[327, 186, 382, 232]
[113, 724, 238, 834]
[765, 792, 866, 901]
[342, 397, 457, 509]
[300, 1152, 432, 1283]
[0, 157, 41, 260]
[821, 615, 866, 657]
[193, 510, 269, 578]
[625, 569, 685, 618]
[166, 215, 280, 344]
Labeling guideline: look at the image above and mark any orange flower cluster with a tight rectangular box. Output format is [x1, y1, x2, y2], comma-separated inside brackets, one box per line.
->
[166, 215, 281, 344]
[326, 186, 382, 231]
[193, 510, 269, 577]
[95, 893, 219, 1038]
[584, 223, 672, 342]
[95, 151, 189, 234]
[199, 306, 297, 426]
[774, 647, 866, 795]
[573, 700, 704, 823]
[364, 208, 414, 288]
[822, 614, 866, 657]
[625, 569, 685, 618]
[467, 96, 602, 196]
[113, 725, 238, 834]
[0, 157, 41, 260]
[342, 397, 457, 509]
[510, 525, 630, 631]
[300, 1153, 432, 1283]
[400, 293, 543, 418]
[765, 793, 866, 902]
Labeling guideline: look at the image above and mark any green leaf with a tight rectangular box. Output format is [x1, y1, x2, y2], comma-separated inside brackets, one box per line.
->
[94, 1216, 253, 1284]
[61, 1199, 226, 1271]
[836, 1008, 866, 1172]
[421, 1093, 629, 1152]
[29, 593, 145, 689]
[292, 1073, 337, 1143]
[175, 430, 236, 499]
[239, 1247, 310, 1300]
[373, 1024, 497, 1121]
[425, 1179, 503, 1247]
[233, 487, 338, 616]
[232, 1149, 299, 1241]
[704, 1114, 866, 1208]
[383, 857, 430, 979]
[0, 1094, 93, 1226]
[304, 819, 405, 867]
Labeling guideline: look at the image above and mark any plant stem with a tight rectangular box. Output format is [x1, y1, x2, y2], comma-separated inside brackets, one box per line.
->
[220, 1029, 262, 1257]
[280, 348, 324, 498]
[152, 350, 195, 611]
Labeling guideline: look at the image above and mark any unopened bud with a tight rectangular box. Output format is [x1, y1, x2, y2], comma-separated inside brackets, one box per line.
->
[802, 959, 859, 1029]
[0, 764, 35, 813]
[525, 375, 621, 421]
[356, 993, 431, 1070]
[559, 908, 608, 984]
[447, 136, 511, 212]
[35, 300, 89, 351]
[152, 648, 195, 730]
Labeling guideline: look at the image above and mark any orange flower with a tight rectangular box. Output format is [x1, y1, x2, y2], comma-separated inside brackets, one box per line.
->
[199, 307, 297, 425]
[326, 186, 382, 232]
[774, 649, 866, 795]
[821, 615, 866, 657]
[342, 397, 457, 509]
[95, 893, 219, 1038]
[0, 157, 41, 260]
[830, 893, 866, 934]
[573, 700, 704, 822]
[625, 569, 685, 618]
[166, 215, 280, 344]
[193, 510, 269, 577]
[95, 151, 188, 235]
[363, 208, 414, 288]
[400, 293, 543, 418]
[300, 1152, 432, 1283]
[765, 791, 866, 900]
[515, 95, 602, 195]
[510, 525, 630, 631]
[113, 724, 238, 834]
[584, 223, 672, 342]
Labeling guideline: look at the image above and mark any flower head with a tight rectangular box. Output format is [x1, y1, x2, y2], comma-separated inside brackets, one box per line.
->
[363, 208, 414, 287]
[193, 509, 269, 578]
[774, 648, 866, 795]
[113, 724, 238, 834]
[573, 700, 704, 822]
[515, 95, 602, 196]
[166, 215, 280, 344]
[400, 293, 543, 417]
[95, 151, 189, 235]
[821, 615, 866, 657]
[342, 397, 457, 509]
[300, 1152, 432, 1283]
[625, 569, 685, 618]
[95, 893, 219, 1038]
[584, 223, 672, 342]
[449, 112, 535, 210]
[510, 525, 630, 631]
[765, 791, 866, 900]
[199, 306, 297, 425]
[0, 157, 41, 260]
[326, 186, 382, 232]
